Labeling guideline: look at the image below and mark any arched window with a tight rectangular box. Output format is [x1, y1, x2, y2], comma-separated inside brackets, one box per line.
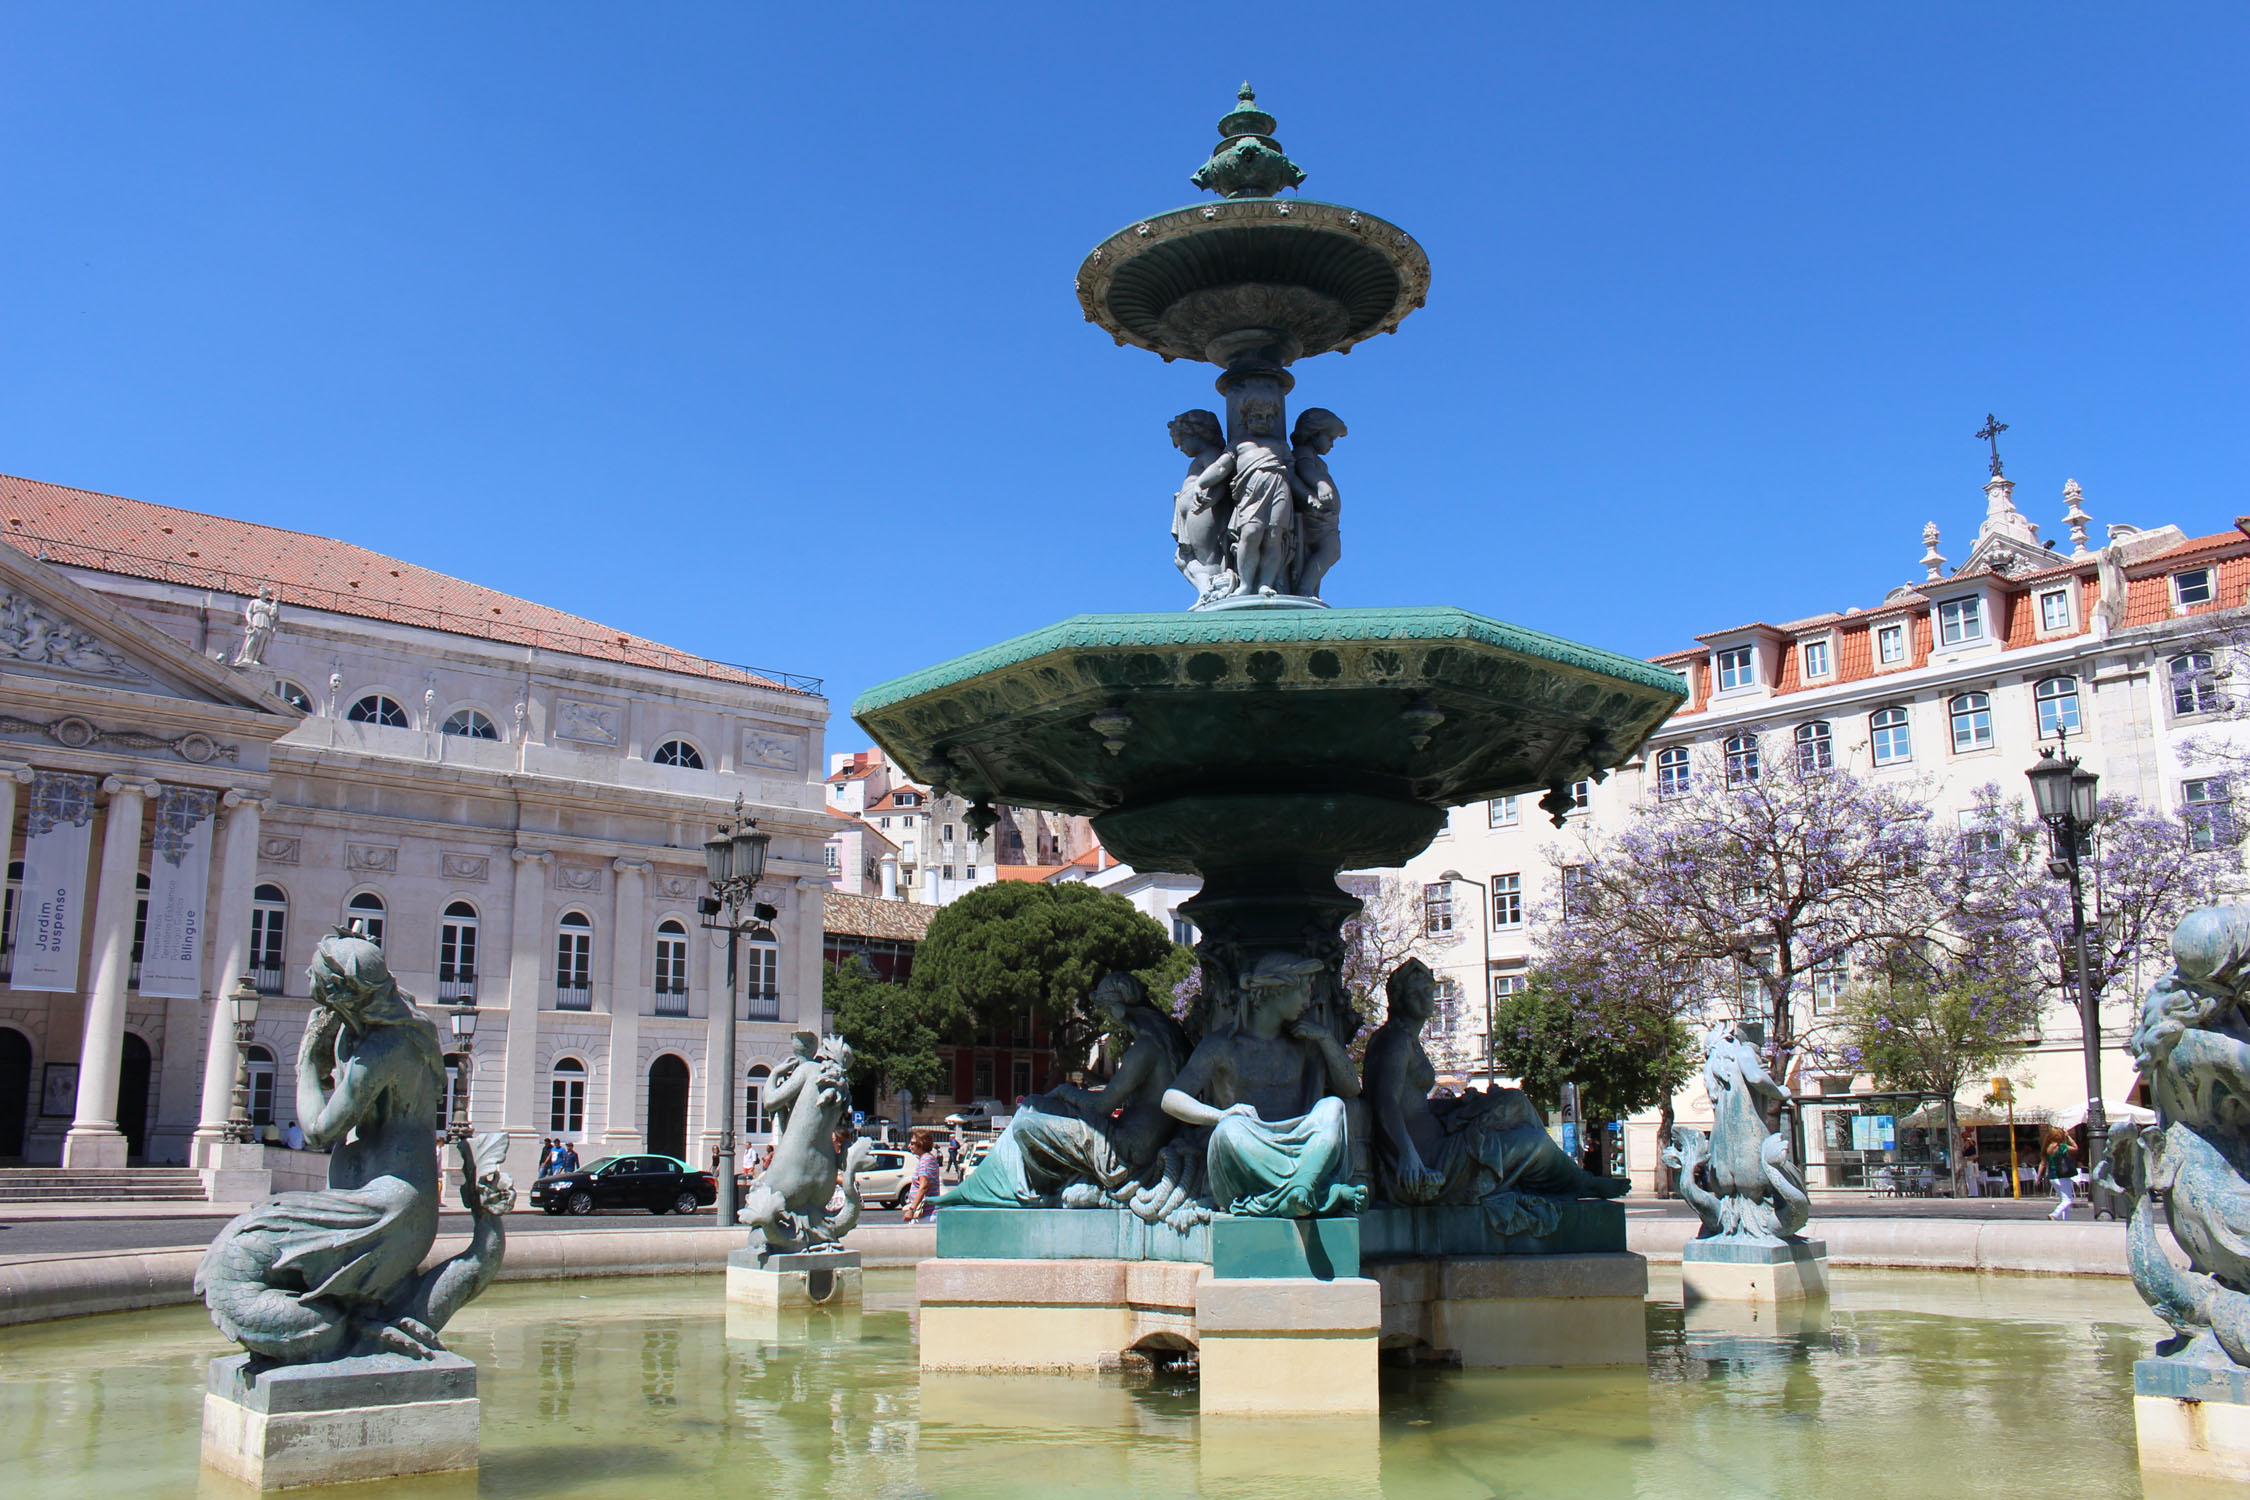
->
[347, 694, 409, 728]
[130, 872, 151, 986]
[2, 860, 21, 980]
[442, 708, 499, 741]
[274, 680, 313, 713]
[1949, 691, 1994, 753]
[548, 1058, 586, 1134]
[438, 900, 478, 1002]
[2172, 652, 2221, 716]
[555, 911, 593, 1009]
[245, 1044, 277, 1126]
[744, 935, 780, 1021]
[746, 1064, 772, 1137]
[1871, 706, 1913, 766]
[2035, 676, 2082, 738]
[1724, 734, 1760, 786]
[346, 891, 386, 948]
[251, 883, 287, 994]
[1655, 746, 1690, 799]
[653, 739, 703, 769]
[1794, 721, 1833, 773]
[654, 918, 689, 1015]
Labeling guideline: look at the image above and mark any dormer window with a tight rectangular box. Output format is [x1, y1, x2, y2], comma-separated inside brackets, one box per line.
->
[897, 791, 919, 807]
[1936, 597, 1984, 646]
[2038, 588, 2073, 633]
[1801, 640, 1831, 680]
[1716, 647, 1756, 691]
[1876, 623, 1907, 665]
[2175, 568, 2215, 608]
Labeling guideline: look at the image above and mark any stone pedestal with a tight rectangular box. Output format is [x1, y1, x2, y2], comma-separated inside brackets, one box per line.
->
[1195, 1274, 1380, 1414]
[199, 1141, 272, 1204]
[201, 1352, 478, 1490]
[2137, 1357, 2250, 1485]
[1370, 1252, 1648, 1367]
[1680, 1237, 1829, 1304]
[725, 1247, 862, 1308]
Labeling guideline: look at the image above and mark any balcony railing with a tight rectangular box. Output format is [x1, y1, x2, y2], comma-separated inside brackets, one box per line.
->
[554, 982, 592, 1011]
[437, 974, 478, 1003]
[745, 987, 780, 1022]
[251, 964, 284, 996]
[654, 985, 689, 1017]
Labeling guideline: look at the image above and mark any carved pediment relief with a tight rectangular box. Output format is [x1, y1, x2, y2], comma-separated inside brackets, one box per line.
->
[0, 592, 143, 680]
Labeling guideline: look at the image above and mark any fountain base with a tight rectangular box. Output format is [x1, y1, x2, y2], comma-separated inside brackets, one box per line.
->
[2137, 1358, 2250, 1484]
[726, 1247, 863, 1309]
[201, 1352, 478, 1491]
[1680, 1238, 1831, 1304]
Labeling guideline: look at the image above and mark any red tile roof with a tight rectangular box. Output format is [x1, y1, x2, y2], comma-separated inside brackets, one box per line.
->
[995, 863, 1068, 882]
[0, 472, 817, 695]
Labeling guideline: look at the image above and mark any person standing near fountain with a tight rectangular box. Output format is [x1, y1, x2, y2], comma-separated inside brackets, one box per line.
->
[1161, 951, 1365, 1217]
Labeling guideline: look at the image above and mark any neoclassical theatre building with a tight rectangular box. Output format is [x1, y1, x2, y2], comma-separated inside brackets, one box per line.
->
[0, 473, 831, 1186]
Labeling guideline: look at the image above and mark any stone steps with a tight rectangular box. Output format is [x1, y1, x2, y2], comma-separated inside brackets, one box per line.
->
[0, 1168, 207, 1203]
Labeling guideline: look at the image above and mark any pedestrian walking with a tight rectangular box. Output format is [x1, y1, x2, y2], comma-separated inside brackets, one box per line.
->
[560, 1141, 579, 1173]
[901, 1128, 942, 1223]
[539, 1138, 558, 1176]
[2042, 1128, 2076, 1220]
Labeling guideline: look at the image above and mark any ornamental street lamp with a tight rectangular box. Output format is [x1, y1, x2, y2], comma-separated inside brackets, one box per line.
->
[223, 975, 261, 1144]
[702, 793, 774, 1229]
[1439, 870, 1492, 1083]
[446, 1005, 478, 1144]
[2026, 732, 2106, 1194]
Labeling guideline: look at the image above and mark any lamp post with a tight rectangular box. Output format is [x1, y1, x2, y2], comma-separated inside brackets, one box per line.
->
[446, 1005, 477, 1144]
[223, 975, 261, 1144]
[2026, 732, 2106, 1192]
[702, 794, 773, 1229]
[1439, 870, 1492, 1083]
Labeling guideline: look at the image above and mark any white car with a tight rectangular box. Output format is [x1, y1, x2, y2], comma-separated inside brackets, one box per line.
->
[854, 1148, 916, 1208]
[943, 1099, 1009, 1128]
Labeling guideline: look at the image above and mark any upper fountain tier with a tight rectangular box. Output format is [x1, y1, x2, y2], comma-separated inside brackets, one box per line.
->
[1075, 84, 1431, 368]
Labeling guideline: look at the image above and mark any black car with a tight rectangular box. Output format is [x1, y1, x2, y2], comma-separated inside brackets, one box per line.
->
[532, 1154, 717, 1216]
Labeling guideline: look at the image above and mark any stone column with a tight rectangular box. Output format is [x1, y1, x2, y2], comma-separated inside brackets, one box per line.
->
[193, 793, 264, 1165]
[499, 848, 550, 1183]
[604, 858, 649, 1150]
[63, 777, 156, 1169]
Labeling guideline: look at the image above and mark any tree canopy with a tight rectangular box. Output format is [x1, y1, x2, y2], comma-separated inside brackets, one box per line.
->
[906, 881, 1180, 1069]
[826, 958, 945, 1109]
[1491, 964, 1696, 1126]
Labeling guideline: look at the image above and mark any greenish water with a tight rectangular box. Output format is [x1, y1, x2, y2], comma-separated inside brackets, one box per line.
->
[0, 1267, 2200, 1498]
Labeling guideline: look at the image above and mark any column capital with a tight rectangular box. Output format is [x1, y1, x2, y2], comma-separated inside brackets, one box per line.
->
[220, 789, 269, 813]
[612, 857, 654, 875]
[512, 848, 553, 867]
[4, 764, 31, 785]
[100, 776, 160, 800]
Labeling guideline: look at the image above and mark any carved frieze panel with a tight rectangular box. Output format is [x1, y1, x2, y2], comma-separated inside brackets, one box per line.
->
[442, 853, 491, 882]
[258, 836, 301, 865]
[741, 726, 802, 772]
[0, 593, 142, 679]
[345, 844, 398, 874]
[655, 873, 697, 900]
[0, 711, 238, 765]
[553, 864, 603, 895]
[553, 699, 621, 748]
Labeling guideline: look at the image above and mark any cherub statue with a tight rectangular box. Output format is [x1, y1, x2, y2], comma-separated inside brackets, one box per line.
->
[739, 1031, 870, 1259]
[1169, 411, 1237, 604]
[1195, 398, 1303, 599]
[1290, 408, 1346, 599]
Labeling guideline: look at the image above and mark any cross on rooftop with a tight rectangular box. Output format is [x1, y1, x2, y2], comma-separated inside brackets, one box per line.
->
[1976, 413, 2009, 477]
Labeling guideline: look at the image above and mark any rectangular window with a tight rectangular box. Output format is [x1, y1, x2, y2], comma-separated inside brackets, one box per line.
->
[2186, 779, 2236, 851]
[1809, 958, 1845, 1015]
[548, 1075, 584, 1134]
[555, 930, 592, 1009]
[1172, 917, 1196, 945]
[1871, 708, 1913, 766]
[942, 823, 955, 842]
[1937, 596, 1984, 646]
[1569, 779, 1591, 811]
[1491, 873, 1523, 928]
[1491, 972, 1528, 1003]
[972, 1056, 995, 1099]
[823, 844, 840, 871]
[2176, 568, 2214, 607]
[966, 864, 978, 879]
[1487, 796, 1518, 828]
[1716, 646, 1755, 691]
[1422, 882, 1454, 935]
[1802, 640, 1830, 678]
[942, 864, 955, 881]
[2039, 589, 2072, 632]
[1958, 808, 2006, 864]
[1558, 866, 1588, 914]
[744, 942, 780, 1020]
[1877, 623, 1907, 664]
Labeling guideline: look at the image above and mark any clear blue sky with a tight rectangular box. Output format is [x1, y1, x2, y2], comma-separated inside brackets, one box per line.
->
[4, 8, 2243, 727]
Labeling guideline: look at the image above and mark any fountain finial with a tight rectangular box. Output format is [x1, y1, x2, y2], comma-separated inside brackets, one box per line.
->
[1192, 81, 1305, 199]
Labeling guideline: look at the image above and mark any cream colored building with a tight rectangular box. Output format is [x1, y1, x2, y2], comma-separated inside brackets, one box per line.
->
[1382, 469, 2250, 1188]
[0, 473, 832, 1188]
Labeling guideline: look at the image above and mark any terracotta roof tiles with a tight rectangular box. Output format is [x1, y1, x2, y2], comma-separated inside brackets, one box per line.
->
[821, 891, 935, 943]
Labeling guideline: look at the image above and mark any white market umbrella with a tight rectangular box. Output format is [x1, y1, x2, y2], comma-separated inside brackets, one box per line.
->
[2049, 1098, 2158, 1130]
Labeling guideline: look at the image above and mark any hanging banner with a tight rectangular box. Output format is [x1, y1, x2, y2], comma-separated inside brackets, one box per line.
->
[138, 786, 217, 999]
[16, 772, 98, 993]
